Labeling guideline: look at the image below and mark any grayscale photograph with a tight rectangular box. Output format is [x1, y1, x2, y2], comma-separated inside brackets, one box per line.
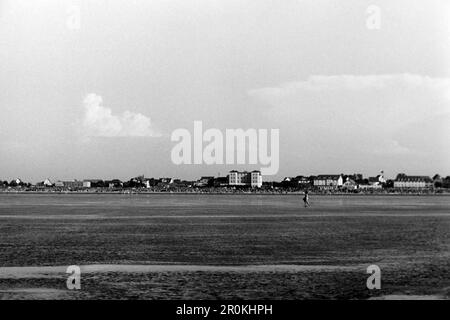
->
[0, 0, 449, 311]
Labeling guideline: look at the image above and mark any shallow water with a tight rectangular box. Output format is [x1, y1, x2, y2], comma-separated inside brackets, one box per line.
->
[0, 194, 449, 299]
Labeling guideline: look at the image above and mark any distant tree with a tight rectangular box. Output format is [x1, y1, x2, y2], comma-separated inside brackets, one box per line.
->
[110, 179, 123, 188]
[146, 178, 157, 187]
[384, 180, 394, 189]
[206, 179, 214, 188]
[124, 179, 143, 188]
[443, 177, 450, 188]
[434, 181, 443, 188]
[432, 174, 441, 180]
[97, 180, 107, 188]
[433, 174, 443, 188]
[122, 181, 131, 188]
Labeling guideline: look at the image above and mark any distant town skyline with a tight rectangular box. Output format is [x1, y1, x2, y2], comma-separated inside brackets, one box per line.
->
[1, 169, 447, 185]
[1, 0, 449, 182]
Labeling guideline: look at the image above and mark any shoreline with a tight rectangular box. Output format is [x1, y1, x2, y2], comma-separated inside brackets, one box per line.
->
[0, 190, 448, 196]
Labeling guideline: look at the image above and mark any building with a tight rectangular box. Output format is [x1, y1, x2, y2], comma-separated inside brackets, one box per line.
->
[106, 179, 123, 188]
[295, 176, 311, 188]
[36, 178, 53, 187]
[55, 180, 83, 189]
[250, 170, 263, 188]
[281, 177, 295, 188]
[195, 176, 214, 187]
[313, 175, 343, 189]
[369, 171, 386, 185]
[213, 176, 229, 187]
[83, 179, 103, 188]
[342, 178, 357, 190]
[281, 176, 310, 189]
[361, 172, 385, 189]
[228, 170, 262, 188]
[229, 170, 249, 186]
[43, 178, 53, 187]
[358, 182, 382, 190]
[393, 174, 433, 188]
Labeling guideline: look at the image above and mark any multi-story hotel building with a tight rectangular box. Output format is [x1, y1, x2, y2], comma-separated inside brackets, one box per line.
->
[229, 170, 262, 188]
[393, 174, 433, 188]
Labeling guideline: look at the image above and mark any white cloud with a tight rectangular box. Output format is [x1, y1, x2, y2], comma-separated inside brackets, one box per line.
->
[371, 139, 414, 156]
[248, 74, 450, 161]
[249, 74, 450, 113]
[81, 93, 161, 138]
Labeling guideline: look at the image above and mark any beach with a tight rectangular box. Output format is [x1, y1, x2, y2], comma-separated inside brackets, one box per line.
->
[0, 194, 449, 299]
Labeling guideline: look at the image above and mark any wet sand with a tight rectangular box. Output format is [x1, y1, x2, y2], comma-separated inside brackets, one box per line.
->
[0, 194, 449, 299]
[0, 263, 364, 278]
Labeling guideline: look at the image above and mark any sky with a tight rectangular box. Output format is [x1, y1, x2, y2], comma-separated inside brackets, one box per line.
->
[0, 0, 449, 182]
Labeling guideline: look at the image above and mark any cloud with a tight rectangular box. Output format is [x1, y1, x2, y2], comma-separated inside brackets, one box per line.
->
[249, 74, 450, 117]
[81, 93, 161, 138]
[371, 139, 414, 156]
[248, 74, 450, 173]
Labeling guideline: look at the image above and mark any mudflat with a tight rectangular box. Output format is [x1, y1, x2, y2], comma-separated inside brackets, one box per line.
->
[0, 194, 449, 299]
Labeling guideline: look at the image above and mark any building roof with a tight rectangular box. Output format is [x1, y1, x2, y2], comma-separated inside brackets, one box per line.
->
[316, 175, 342, 179]
[395, 175, 432, 182]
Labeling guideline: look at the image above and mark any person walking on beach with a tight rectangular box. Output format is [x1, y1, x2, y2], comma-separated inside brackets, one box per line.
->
[303, 190, 310, 207]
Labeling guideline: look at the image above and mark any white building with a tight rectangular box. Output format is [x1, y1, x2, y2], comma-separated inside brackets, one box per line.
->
[55, 180, 83, 188]
[83, 179, 102, 188]
[313, 175, 343, 189]
[228, 171, 248, 186]
[55, 180, 64, 188]
[229, 170, 262, 188]
[342, 178, 357, 190]
[394, 174, 433, 188]
[83, 180, 92, 188]
[250, 170, 263, 188]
